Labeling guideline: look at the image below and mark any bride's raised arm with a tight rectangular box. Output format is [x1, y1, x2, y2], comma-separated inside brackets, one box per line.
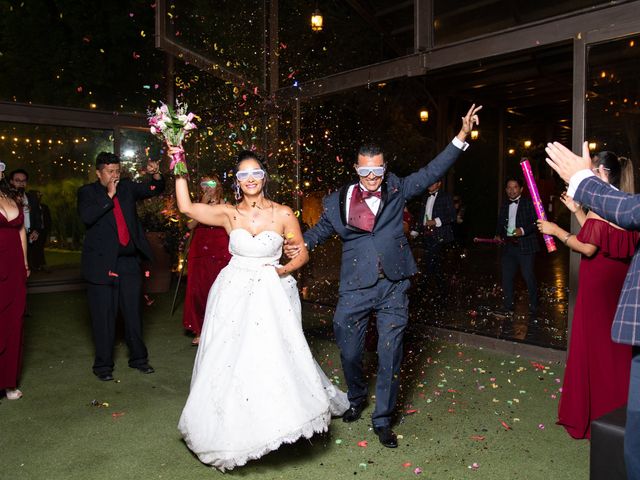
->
[175, 175, 229, 228]
[275, 205, 309, 277]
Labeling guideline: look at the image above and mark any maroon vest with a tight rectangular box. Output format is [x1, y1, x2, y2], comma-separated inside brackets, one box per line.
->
[348, 187, 376, 232]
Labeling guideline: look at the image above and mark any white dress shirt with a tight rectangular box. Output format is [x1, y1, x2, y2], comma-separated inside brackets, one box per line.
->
[22, 193, 31, 231]
[345, 183, 381, 219]
[507, 195, 521, 235]
[423, 191, 443, 227]
[567, 170, 596, 198]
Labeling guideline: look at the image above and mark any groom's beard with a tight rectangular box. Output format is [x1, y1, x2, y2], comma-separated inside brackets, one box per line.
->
[14, 187, 25, 194]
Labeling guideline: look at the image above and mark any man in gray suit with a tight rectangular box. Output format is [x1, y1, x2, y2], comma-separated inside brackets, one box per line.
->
[287, 104, 481, 448]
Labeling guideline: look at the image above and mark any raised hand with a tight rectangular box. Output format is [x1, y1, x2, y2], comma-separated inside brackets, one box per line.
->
[457, 104, 483, 141]
[545, 141, 591, 183]
[559, 192, 580, 213]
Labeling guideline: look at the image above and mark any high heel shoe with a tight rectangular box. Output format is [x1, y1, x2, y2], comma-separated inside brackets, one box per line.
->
[5, 388, 23, 400]
[191, 336, 200, 346]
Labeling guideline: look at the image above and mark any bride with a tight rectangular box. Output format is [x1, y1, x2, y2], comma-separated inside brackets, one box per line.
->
[174, 149, 349, 471]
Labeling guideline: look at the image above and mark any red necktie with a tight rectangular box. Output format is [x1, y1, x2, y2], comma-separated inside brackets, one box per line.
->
[112, 197, 131, 246]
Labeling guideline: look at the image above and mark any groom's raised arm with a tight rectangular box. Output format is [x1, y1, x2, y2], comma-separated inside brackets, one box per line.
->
[400, 104, 481, 201]
[400, 141, 466, 201]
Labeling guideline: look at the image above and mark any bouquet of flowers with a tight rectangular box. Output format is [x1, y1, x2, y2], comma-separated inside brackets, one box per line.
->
[148, 102, 197, 175]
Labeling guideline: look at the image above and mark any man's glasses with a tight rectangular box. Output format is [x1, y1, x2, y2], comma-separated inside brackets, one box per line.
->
[200, 180, 217, 188]
[236, 169, 265, 181]
[356, 166, 385, 178]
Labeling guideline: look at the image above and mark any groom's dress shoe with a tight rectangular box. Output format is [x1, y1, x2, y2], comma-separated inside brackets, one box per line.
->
[374, 426, 398, 448]
[96, 372, 114, 382]
[342, 403, 366, 423]
[132, 364, 155, 374]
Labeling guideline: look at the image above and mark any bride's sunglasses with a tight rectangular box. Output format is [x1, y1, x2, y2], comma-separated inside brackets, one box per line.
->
[236, 169, 265, 181]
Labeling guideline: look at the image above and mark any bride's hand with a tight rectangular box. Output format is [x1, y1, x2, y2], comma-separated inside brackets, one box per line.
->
[274, 266, 289, 277]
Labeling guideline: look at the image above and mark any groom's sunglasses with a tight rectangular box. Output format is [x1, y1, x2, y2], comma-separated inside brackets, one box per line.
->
[356, 166, 385, 178]
[236, 169, 265, 181]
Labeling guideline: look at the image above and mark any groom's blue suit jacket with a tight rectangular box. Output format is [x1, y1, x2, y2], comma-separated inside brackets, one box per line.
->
[304, 142, 464, 293]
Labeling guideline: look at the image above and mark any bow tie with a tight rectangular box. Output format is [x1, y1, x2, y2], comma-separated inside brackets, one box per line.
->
[361, 189, 381, 199]
[428, 192, 438, 197]
[509, 199, 519, 205]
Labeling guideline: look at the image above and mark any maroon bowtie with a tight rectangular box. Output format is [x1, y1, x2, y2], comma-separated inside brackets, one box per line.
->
[361, 189, 381, 199]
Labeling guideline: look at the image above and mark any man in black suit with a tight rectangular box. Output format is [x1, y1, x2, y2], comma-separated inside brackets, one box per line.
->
[9, 169, 42, 269]
[77, 152, 164, 381]
[413, 180, 456, 306]
[494, 177, 540, 316]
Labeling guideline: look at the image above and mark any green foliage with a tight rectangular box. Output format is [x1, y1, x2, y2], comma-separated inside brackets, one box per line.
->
[38, 177, 85, 248]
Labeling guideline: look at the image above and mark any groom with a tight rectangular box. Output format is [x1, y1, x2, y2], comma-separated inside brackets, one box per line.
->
[286, 104, 481, 447]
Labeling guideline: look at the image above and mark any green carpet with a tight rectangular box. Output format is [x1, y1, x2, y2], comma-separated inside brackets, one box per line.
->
[1, 291, 588, 480]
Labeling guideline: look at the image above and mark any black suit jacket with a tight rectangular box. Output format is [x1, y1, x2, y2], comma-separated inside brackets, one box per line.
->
[77, 175, 165, 284]
[495, 196, 540, 254]
[415, 191, 456, 244]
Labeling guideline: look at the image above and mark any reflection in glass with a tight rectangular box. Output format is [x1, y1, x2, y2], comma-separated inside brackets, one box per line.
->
[0, 122, 113, 249]
[586, 35, 640, 167]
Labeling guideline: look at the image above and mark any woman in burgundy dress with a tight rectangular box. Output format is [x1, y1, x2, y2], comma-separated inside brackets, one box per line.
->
[0, 164, 29, 400]
[538, 151, 636, 439]
[182, 175, 231, 345]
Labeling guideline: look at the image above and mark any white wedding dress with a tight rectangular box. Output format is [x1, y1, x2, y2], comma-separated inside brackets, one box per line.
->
[178, 229, 349, 471]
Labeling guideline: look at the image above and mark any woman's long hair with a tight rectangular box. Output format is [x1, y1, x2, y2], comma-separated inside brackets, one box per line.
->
[232, 150, 269, 202]
[592, 151, 635, 194]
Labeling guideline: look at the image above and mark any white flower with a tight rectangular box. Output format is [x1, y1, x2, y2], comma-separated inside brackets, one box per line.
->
[150, 126, 158, 135]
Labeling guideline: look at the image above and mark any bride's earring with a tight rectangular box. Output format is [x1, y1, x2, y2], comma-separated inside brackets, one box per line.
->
[233, 182, 242, 201]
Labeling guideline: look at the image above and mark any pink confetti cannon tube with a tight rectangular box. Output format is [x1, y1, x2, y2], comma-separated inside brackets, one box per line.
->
[520, 159, 556, 253]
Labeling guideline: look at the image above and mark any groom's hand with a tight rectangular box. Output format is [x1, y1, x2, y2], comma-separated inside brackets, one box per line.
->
[283, 239, 301, 259]
[456, 104, 482, 142]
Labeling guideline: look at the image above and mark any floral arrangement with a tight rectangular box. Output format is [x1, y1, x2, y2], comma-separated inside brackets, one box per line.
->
[148, 102, 197, 175]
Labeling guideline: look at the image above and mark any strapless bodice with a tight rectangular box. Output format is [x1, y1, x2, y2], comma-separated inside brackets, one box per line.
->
[228, 229, 284, 268]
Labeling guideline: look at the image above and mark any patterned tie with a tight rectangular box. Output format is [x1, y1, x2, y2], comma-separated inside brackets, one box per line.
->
[112, 197, 131, 246]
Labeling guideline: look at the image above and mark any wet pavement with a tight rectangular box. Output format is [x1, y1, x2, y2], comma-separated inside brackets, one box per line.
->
[299, 239, 569, 350]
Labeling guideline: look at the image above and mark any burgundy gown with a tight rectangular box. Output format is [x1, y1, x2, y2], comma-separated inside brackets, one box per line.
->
[182, 225, 231, 336]
[0, 209, 27, 390]
[558, 218, 638, 439]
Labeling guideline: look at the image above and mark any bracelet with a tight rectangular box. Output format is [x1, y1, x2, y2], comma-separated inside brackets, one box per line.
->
[562, 233, 572, 244]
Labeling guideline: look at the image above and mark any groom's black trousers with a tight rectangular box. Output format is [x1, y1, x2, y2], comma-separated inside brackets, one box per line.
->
[333, 277, 410, 428]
